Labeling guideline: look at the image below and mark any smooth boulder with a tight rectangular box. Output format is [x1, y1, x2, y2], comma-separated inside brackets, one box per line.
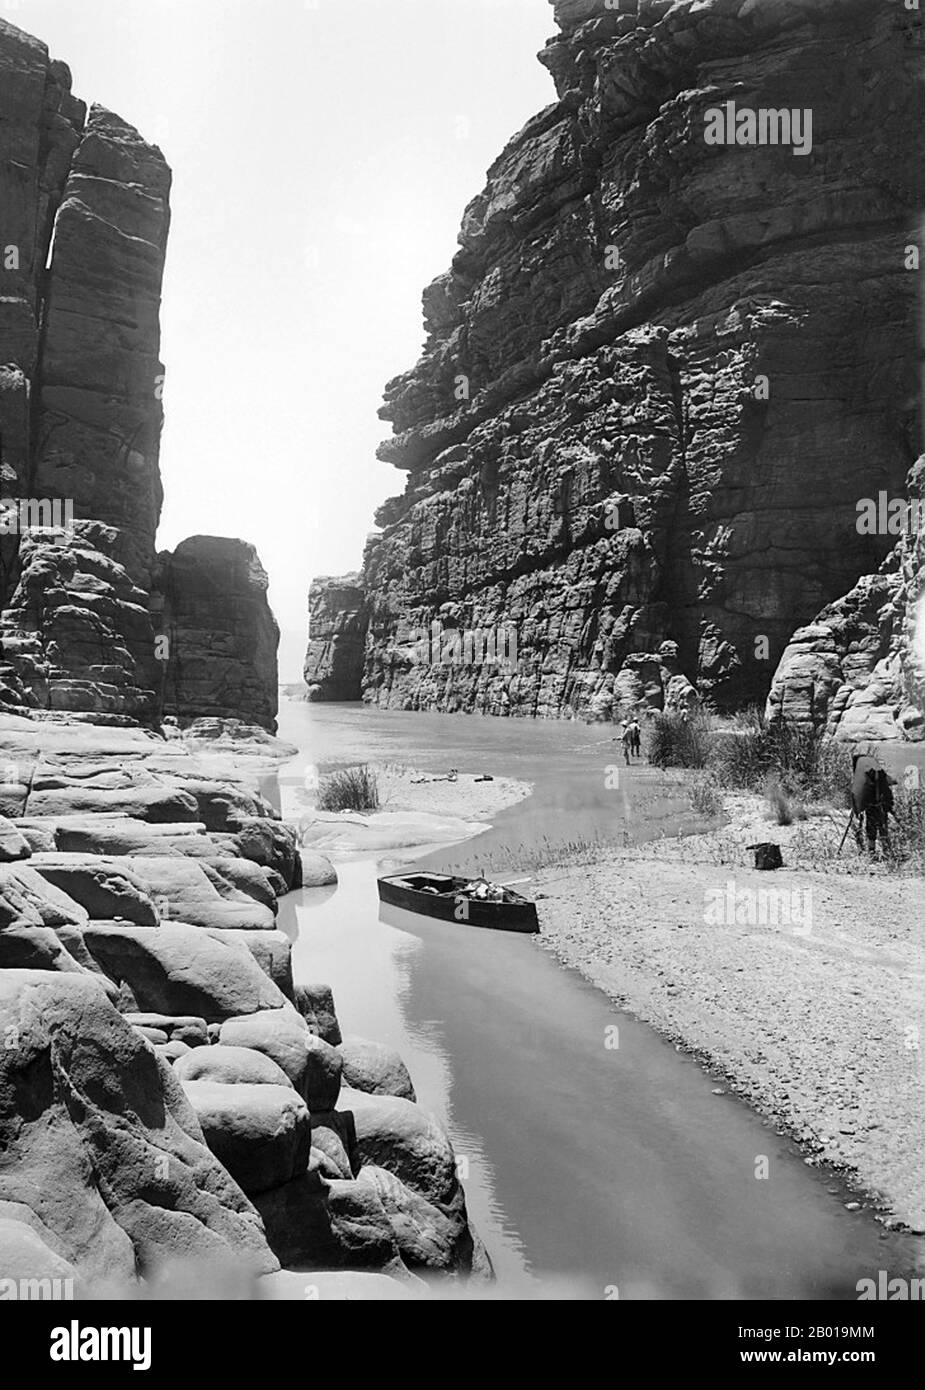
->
[181, 1081, 311, 1195]
[253, 1173, 401, 1272]
[82, 922, 289, 1021]
[293, 981, 342, 1045]
[357, 1164, 474, 1273]
[121, 1013, 209, 1047]
[205, 929, 293, 998]
[0, 970, 277, 1284]
[338, 1036, 415, 1101]
[299, 850, 337, 888]
[123, 857, 277, 932]
[174, 1045, 294, 1089]
[338, 1087, 458, 1207]
[219, 1009, 342, 1109]
[27, 854, 159, 926]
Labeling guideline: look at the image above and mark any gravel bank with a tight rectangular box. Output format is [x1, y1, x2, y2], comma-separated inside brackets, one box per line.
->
[535, 848, 925, 1236]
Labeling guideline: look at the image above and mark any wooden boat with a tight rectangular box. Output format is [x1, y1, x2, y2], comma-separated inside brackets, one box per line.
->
[377, 872, 539, 934]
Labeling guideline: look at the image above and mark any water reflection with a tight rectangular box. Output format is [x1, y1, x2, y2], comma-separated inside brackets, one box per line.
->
[271, 700, 920, 1298]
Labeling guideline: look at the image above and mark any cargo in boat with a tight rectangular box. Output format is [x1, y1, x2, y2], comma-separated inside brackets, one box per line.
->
[377, 872, 539, 934]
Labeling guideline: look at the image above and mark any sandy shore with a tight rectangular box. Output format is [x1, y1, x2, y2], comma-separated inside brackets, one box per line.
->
[296, 765, 531, 856]
[294, 749, 925, 1243]
[534, 792, 925, 1237]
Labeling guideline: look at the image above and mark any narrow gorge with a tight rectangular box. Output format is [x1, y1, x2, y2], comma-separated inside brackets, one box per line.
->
[0, 15, 484, 1296]
[305, 0, 925, 738]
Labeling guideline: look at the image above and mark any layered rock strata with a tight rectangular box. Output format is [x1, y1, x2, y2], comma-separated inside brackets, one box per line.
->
[304, 573, 368, 702]
[767, 460, 925, 740]
[157, 538, 280, 731]
[307, 0, 925, 720]
[0, 17, 486, 1297]
[0, 18, 278, 730]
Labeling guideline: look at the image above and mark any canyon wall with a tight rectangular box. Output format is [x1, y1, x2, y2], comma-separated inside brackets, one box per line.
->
[307, 0, 925, 723]
[304, 573, 369, 702]
[157, 537, 280, 730]
[767, 458, 925, 742]
[0, 18, 278, 731]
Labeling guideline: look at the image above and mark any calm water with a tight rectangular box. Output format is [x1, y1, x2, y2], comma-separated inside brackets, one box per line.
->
[271, 699, 916, 1298]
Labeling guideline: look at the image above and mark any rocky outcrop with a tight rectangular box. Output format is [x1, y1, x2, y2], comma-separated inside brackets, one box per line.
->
[0, 713, 488, 1292]
[0, 523, 160, 722]
[304, 573, 369, 702]
[0, 18, 278, 729]
[308, 0, 925, 720]
[157, 538, 280, 733]
[767, 460, 925, 740]
[0, 15, 486, 1298]
[0, 969, 278, 1288]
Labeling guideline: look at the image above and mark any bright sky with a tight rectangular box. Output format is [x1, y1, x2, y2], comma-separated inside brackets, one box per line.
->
[10, 0, 556, 679]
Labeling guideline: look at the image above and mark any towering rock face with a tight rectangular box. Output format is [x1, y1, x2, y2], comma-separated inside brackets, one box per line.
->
[0, 18, 279, 729]
[767, 460, 925, 742]
[309, 0, 924, 719]
[0, 24, 168, 590]
[158, 538, 280, 733]
[32, 105, 171, 590]
[304, 574, 369, 702]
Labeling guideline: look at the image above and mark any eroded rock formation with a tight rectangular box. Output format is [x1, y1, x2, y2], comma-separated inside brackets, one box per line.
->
[0, 711, 488, 1293]
[0, 17, 278, 730]
[304, 573, 368, 702]
[307, 0, 925, 720]
[0, 19, 489, 1296]
[158, 538, 280, 731]
[768, 459, 925, 741]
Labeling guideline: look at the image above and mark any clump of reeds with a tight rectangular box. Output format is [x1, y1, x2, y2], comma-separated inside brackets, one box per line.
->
[316, 764, 380, 812]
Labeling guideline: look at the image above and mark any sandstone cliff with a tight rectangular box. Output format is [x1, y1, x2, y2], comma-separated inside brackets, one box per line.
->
[158, 537, 280, 731]
[767, 458, 925, 741]
[304, 573, 369, 702]
[307, 0, 925, 721]
[0, 17, 278, 731]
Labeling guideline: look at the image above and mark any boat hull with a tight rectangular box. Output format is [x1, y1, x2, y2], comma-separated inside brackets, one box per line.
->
[377, 873, 539, 934]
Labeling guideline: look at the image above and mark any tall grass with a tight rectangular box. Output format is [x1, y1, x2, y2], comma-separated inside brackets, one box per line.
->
[883, 788, 925, 870]
[316, 764, 380, 812]
[708, 709, 852, 804]
[688, 773, 725, 817]
[649, 710, 712, 769]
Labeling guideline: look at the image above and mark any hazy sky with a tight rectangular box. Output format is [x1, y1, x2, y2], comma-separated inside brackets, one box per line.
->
[9, 0, 556, 679]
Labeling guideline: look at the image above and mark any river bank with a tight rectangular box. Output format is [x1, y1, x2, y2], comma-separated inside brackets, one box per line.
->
[307, 747, 925, 1241]
[533, 794, 925, 1244]
[269, 700, 924, 1296]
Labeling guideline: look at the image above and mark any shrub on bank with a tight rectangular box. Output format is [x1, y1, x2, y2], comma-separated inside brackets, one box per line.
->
[688, 773, 724, 817]
[316, 764, 379, 812]
[884, 787, 925, 869]
[709, 710, 851, 804]
[649, 710, 712, 769]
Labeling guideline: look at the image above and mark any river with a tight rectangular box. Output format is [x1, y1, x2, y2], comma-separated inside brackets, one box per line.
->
[268, 698, 915, 1299]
